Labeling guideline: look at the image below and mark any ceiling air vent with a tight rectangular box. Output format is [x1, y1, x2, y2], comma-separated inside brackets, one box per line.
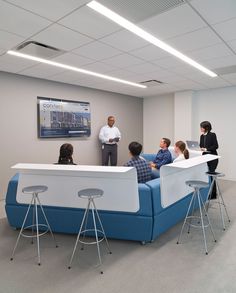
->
[140, 79, 164, 87]
[15, 41, 64, 59]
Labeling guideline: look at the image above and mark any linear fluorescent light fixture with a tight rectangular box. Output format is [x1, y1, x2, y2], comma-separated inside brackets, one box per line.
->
[7, 50, 146, 89]
[87, 1, 217, 78]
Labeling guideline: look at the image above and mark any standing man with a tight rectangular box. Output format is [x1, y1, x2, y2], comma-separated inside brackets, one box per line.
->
[99, 116, 121, 166]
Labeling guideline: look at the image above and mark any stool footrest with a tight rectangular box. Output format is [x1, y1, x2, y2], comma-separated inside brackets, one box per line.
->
[186, 216, 210, 228]
[79, 229, 105, 245]
[21, 224, 49, 238]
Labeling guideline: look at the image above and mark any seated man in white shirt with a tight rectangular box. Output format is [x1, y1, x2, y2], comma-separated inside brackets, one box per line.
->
[99, 116, 121, 166]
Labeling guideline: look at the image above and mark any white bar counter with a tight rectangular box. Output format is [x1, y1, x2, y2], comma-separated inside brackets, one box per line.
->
[160, 154, 220, 208]
[12, 164, 139, 212]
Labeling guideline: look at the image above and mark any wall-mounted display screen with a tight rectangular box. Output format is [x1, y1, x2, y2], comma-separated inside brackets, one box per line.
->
[37, 96, 91, 138]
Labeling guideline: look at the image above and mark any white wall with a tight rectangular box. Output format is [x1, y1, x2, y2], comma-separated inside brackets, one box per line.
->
[143, 94, 174, 153]
[192, 86, 236, 181]
[0, 72, 143, 198]
[174, 91, 193, 142]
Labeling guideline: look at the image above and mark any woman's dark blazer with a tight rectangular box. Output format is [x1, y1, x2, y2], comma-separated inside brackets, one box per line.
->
[200, 132, 218, 172]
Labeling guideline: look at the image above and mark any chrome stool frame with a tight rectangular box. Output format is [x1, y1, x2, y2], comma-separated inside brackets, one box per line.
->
[206, 172, 230, 230]
[177, 180, 216, 255]
[68, 188, 111, 273]
[10, 185, 58, 265]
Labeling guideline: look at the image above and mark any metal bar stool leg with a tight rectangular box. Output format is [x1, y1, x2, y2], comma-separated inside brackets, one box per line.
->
[68, 199, 91, 269]
[197, 189, 208, 254]
[10, 196, 34, 261]
[199, 193, 217, 243]
[205, 177, 215, 212]
[93, 200, 112, 254]
[177, 192, 195, 244]
[91, 201, 103, 273]
[34, 194, 41, 265]
[80, 198, 91, 251]
[217, 184, 230, 223]
[36, 195, 58, 247]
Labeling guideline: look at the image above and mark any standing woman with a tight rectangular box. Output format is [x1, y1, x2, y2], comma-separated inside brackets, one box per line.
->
[200, 121, 218, 198]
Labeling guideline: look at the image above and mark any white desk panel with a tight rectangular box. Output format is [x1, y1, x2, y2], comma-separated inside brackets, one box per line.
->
[12, 164, 139, 212]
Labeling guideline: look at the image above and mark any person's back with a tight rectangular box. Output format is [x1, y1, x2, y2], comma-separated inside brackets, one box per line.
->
[57, 143, 76, 165]
[124, 142, 151, 183]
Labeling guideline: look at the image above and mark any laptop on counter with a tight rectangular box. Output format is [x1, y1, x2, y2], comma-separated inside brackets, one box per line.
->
[186, 140, 201, 151]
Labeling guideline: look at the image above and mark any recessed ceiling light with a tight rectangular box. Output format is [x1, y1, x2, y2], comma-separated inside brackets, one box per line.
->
[7, 50, 146, 89]
[87, 1, 217, 78]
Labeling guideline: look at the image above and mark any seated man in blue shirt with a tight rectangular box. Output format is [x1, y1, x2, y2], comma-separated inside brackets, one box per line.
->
[150, 138, 172, 178]
[124, 141, 152, 183]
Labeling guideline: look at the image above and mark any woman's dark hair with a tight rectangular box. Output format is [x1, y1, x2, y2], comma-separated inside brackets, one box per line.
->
[175, 140, 189, 159]
[58, 143, 74, 164]
[128, 141, 142, 156]
[200, 121, 212, 132]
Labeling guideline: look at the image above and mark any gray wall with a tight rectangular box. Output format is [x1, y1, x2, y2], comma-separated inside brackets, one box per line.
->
[0, 72, 143, 199]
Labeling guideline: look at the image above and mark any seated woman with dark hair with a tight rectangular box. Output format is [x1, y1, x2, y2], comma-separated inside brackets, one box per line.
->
[57, 143, 76, 165]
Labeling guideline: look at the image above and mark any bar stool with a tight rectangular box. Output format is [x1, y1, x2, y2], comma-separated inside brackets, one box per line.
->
[68, 188, 111, 273]
[206, 172, 230, 230]
[177, 180, 216, 255]
[10, 185, 58, 265]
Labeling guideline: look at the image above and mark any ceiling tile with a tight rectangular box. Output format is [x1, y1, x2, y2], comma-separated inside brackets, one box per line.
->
[0, 30, 24, 51]
[103, 53, 143, 68]
[167, 28, 222, 53]
[200, 77, 231, 88]
[18, 63, 66, 77]
[191, 0, 236, 25]
[100, 30, 148, 52]
[213, 17, 236, 42]
[103, 69, 136, 79]
[203, 55, 236, 69]
[221, 72, 236, 83]
[32, 24, 93, 51]
[0, 1, 52, 37]
[139, 3, 206, 40]
[47, 70, 88, 84]
[228, 39, 236, 53]
[52, 52, 93, 67]
[0, 53, 38, 72]
[59, 5, 121, 39]
[187, 43, 234, 62]
[72, 41, 121, 61]
[130, 45, 169, 61]
[127, 62, 161, 74]
[4, 0, 88, 21]
[152, 56, 186, 69]
[82, 62, 117, 73]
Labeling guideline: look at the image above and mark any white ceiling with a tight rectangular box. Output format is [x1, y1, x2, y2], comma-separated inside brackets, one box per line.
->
[0, 0, 236, 97]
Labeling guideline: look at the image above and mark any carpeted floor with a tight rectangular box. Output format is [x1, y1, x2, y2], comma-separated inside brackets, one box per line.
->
[0, 179, 235, 293]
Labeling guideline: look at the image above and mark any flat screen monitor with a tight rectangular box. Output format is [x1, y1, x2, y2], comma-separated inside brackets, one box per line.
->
[37, 96, 91, 138]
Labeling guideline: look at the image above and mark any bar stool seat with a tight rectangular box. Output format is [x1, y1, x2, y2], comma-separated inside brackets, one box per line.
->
[10, 185, 58, 265]
[206, 172, 230, 230]
[177, 180, 216, 255]
[68, 188, 111, 273]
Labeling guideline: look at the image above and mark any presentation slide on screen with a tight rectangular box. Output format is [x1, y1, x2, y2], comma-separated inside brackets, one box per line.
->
[38, 97, 91, 138]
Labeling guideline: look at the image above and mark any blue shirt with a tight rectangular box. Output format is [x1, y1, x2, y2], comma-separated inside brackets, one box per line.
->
[124, 156, 152, 183]
[153, 149, 172, 169]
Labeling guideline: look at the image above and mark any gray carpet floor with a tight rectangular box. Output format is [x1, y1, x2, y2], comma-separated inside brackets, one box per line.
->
[0, 180, 235, 293]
